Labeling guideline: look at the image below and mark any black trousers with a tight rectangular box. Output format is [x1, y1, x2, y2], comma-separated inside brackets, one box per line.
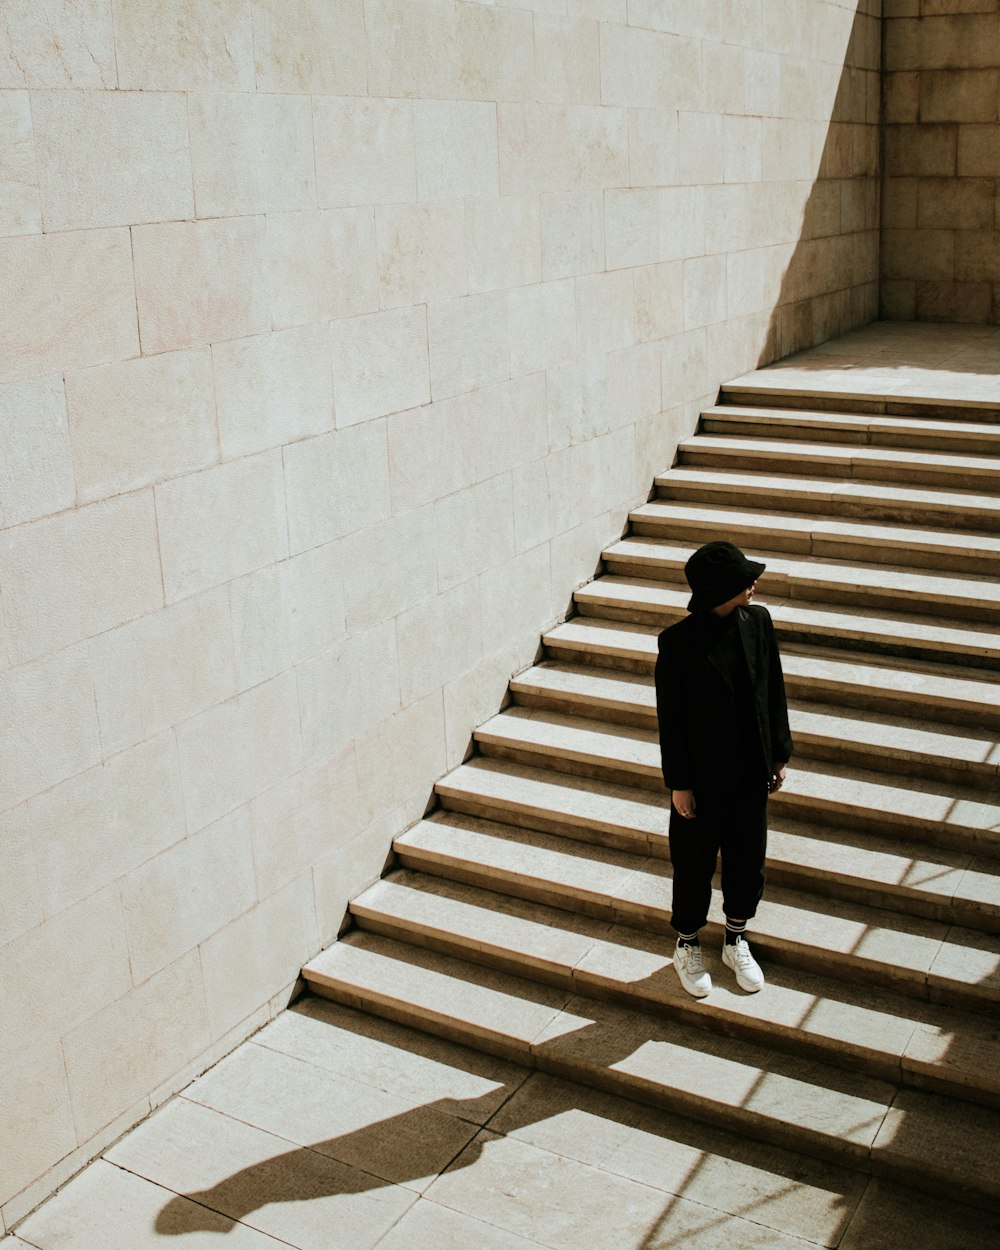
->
[668, 781, 768, 935]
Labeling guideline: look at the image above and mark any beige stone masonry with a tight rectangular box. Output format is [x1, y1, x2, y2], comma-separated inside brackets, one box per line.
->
[0, 0, 882, 1223]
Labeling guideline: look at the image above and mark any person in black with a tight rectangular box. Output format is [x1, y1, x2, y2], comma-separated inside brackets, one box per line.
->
[654, 541, 793, 997]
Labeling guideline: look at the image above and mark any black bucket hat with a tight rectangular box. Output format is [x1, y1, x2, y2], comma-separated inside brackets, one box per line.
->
[684, 541, 765, 613]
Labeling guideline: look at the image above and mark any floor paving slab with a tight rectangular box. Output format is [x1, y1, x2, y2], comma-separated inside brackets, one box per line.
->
[254, 997, 529, 1124]
[14, 1160, 292, 1248]
[371, 1198, 550, 1250]
[839, 1177, 1000, 1250]
[104, 1096, 417, 1250]
[180, 1040, 481, 1193]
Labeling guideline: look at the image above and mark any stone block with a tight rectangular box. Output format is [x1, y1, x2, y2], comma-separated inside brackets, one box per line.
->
[921, 69, 999, 123]
[509, 279, 577, 376]
[314, 98, 417, 208]
[605, 188, 660, 269]
[376, 202, 468, 309]
[366, 0, 459, 98]
[31, 731, 186, 919]
[0, 375, 75, 529]
[628, 108, 679, 189]
[0, 490, 162, 665]
[455, 1, 534, 102]
[727, 249, 766, 318]
[662, 326, 712, 408]
[882, 176, 918, 228]
[885, 123, 958, 177]
[599, 23, 700, 111]
[201, 875, 318, 1037]
[155, 450, 287, 602]
[575, 270, 636, 358]
[354, 690, 446, 824]
[252, 0, 366, 94]
[63, 951, 210, 1142]
[0, 647, 101, 811]
[912, 12, 1000, 69]
[66, 349, 217, 504]
[701, 41, 746, 116]
[344, 504, 440, 635]
[498, 103, 628, 195]
[248, 749, 359, 901]
[704, 183, 751, 255]
[533, 14, 601, 105]
[478, 545, 554, 660]
[540, 190, 605, 280]
[916, 279, 993, 322]
[88, 587, 235, 757]
[0, 804, 40, 948]
[115, 0, 255, 90]
[296, 621, 400, 763]
[511, 460, 552, 557]
[882, 226, 957, 281]
[0, 92, 41, 236]
[744, 49, 782, 116]
[724, 116, 763, 185]
[917, 177, 995, 229]
[955, 228, 1000, 281]
[0, 1, 116, 88]
[331, 306, 431, 428]
[678, 112, 725, 186]
[174, 672, 302, 835]
[388, 396, 478, 513]
[0, 885, 131, 1075]
[879, 277, 916, 320]
[470, 374, 548, 480]
[267, 208, 379, 329]
[283, 422, 390, 554]
[213, 325, 333, 461]
[660, 186, 706, 261]
[467, 196, 542, 293]
[683, 254, 728, 330]
[0, 228, 138, 384]
[958, 125, 1000, 176]
[397, 579, 483, 707]
[414, 100, 499, 200]
[436, 475, 516, 593]
[635, 261, 685, 342]
[121, 810, 255, 987]
[189, 92, 314, 218]
[132, 217, 269, 356]
[429, 291, 511, 402]
[33, 90, 192, 232]
[0, 1044, 76, 1210]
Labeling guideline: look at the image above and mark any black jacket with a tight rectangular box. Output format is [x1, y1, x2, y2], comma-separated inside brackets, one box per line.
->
[654, 604, 793, 794]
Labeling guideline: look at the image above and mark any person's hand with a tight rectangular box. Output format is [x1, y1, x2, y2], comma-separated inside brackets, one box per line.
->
[672, 788, 696, 819]
[769, 765, 787, 793]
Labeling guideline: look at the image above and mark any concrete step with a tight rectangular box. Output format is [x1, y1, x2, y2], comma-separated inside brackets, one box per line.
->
[572, 577, 1000, 669]
[401, 807, 1000, 953]
[348, 870, 1000, 1102]
[628, 499, 1000, 576]
[601, 539, 1000, 625]
[677, 434, 1000, 492]
[719, 379, 1000, 423]
[303, 932, 1000, 1211]
[510, 663, 1000, 790]
[434, 757, 1000, 929]
[654, 465, 1000, 532]
[701, 404, 1000, 456]
[540, 622, 1000, 730]
[470, 709, 1000, 857]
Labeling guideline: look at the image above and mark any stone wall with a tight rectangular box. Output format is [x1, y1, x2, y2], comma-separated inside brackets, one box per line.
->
[0, 0, 879, 1227]
[882, 0, 1000, 321]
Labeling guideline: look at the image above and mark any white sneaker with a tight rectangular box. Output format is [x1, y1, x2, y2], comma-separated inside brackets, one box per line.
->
[674, 941, 712, 998]
[722, 936, 765, 992]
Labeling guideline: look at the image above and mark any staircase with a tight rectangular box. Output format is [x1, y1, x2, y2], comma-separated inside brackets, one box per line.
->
[303, 377, 1000, 1214]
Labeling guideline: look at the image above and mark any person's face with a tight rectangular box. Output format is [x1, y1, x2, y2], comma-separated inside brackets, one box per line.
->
[711, 579, 757, 616]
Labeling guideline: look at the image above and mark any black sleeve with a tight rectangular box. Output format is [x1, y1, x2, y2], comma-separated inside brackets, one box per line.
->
[654, 630, 694, 791]
[764, 612, 793, 766]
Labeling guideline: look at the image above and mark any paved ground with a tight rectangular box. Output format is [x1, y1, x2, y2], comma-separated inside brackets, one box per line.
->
[7, 997, 1000, 1250]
